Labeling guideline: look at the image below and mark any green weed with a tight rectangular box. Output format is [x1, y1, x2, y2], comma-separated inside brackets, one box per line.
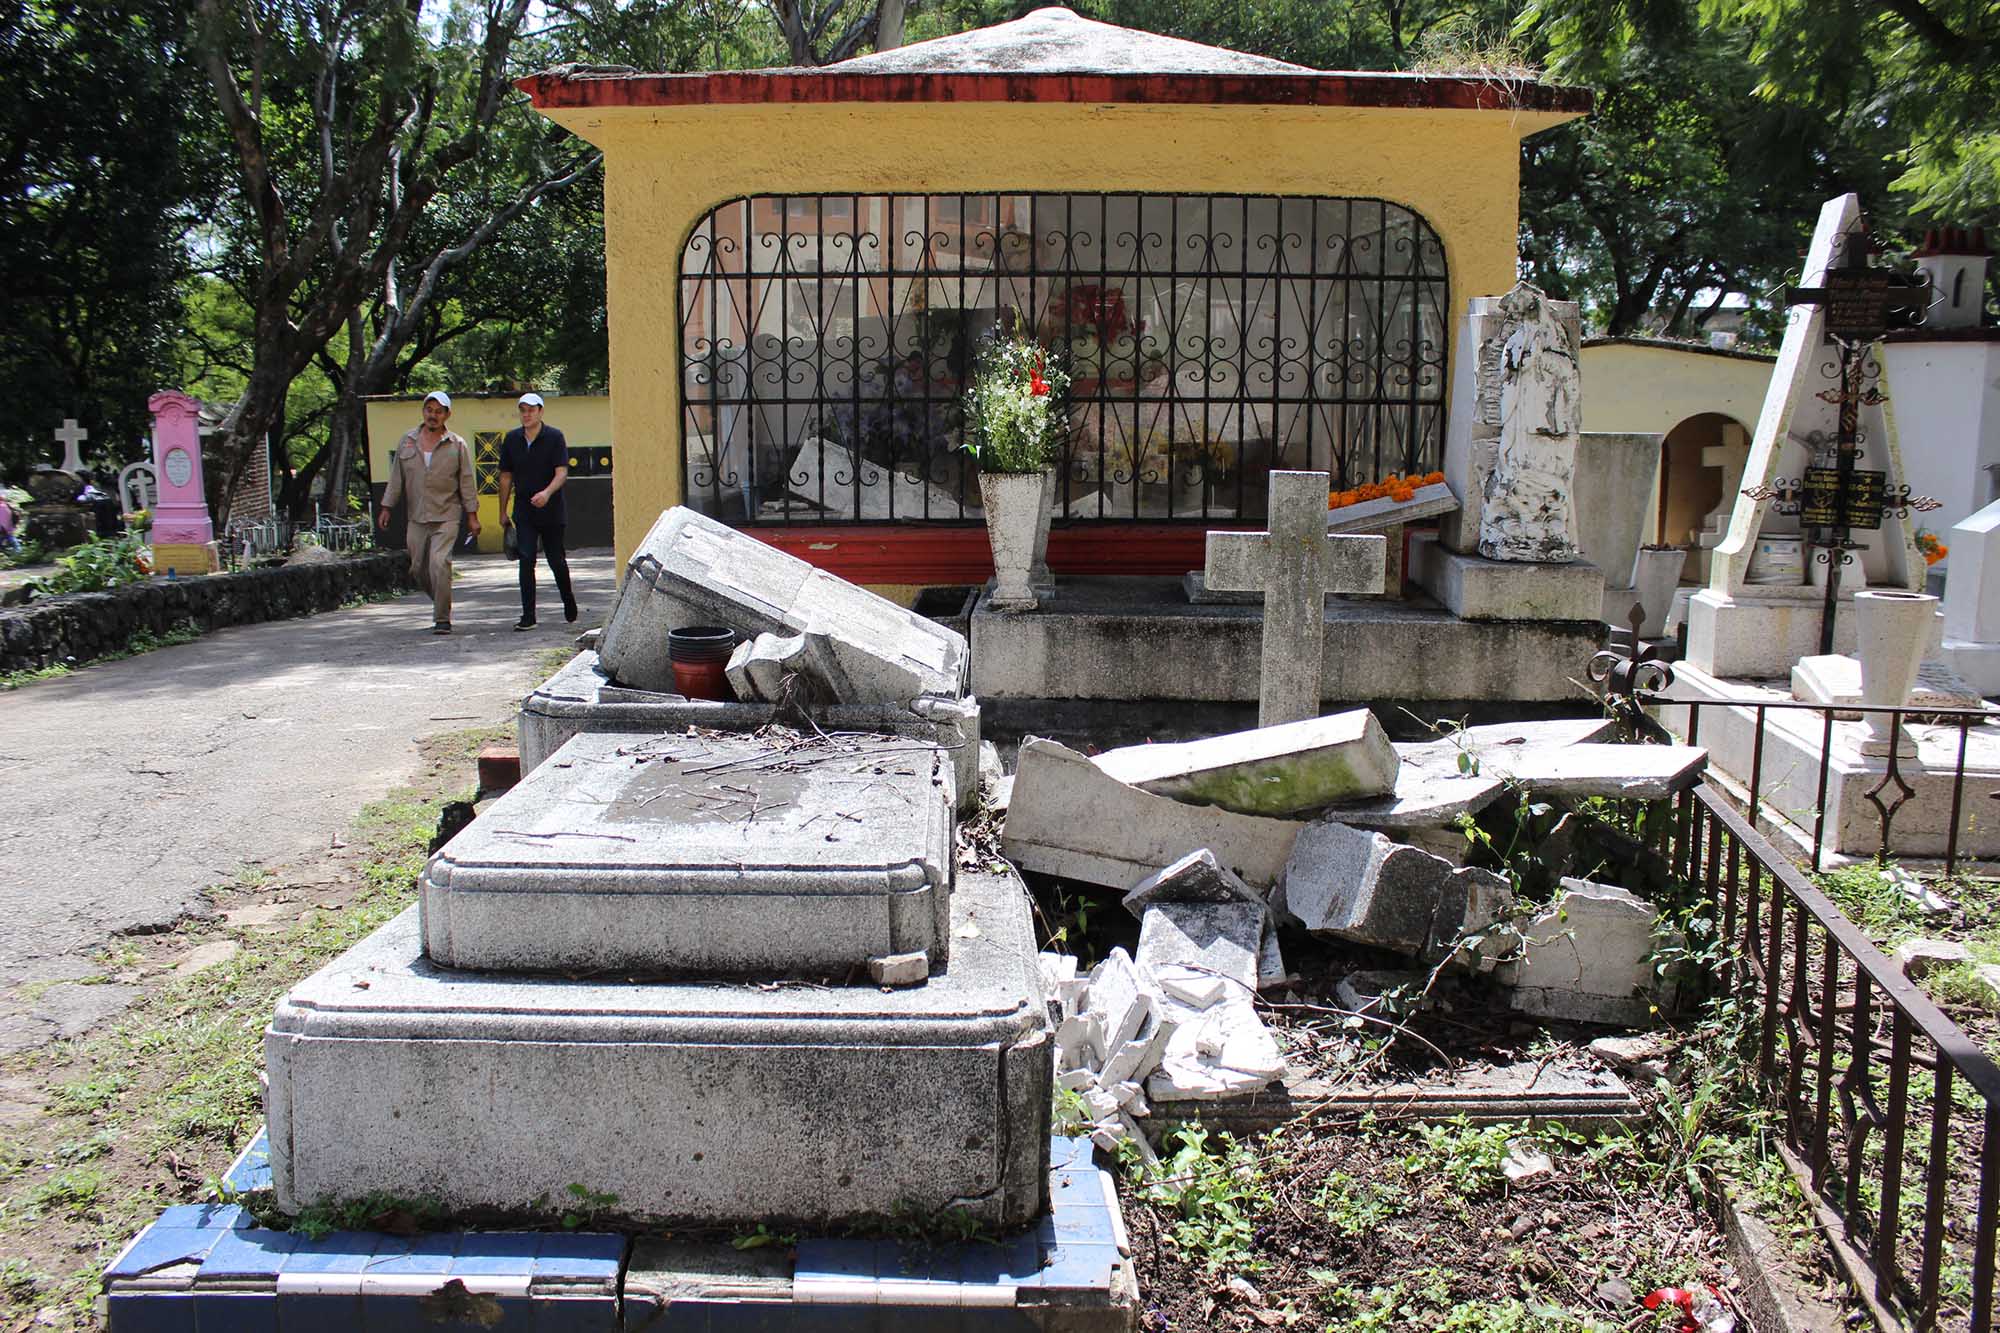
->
[1122, 1125, 1279, 1272]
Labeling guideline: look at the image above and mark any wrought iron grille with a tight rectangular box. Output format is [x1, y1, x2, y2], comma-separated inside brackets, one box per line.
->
[679, 193, 1450, 525]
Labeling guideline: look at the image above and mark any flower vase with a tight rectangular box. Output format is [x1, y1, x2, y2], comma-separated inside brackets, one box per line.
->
[1854, 589, 1938, 758]
[980, 471, 1049, 612]
[1029, 470, 1057, 594]
[1631, 546, 1687, 638]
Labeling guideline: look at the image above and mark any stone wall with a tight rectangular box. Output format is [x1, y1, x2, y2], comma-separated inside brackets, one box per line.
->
[0, 552, 412, 672]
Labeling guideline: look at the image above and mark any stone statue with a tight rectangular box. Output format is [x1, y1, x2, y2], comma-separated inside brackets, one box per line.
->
[1478, 283, 1581, 563]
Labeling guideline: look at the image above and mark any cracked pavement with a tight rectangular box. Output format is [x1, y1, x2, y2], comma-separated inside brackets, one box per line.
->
[0, 550, 616, 1051]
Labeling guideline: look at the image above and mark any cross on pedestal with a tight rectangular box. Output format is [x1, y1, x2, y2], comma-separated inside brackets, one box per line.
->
[1204, 470, 1387, 727]
[53, 418, 88, 474]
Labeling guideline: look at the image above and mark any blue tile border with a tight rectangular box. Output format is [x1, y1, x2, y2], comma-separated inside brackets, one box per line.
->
[105, 1132, 1128, 1330]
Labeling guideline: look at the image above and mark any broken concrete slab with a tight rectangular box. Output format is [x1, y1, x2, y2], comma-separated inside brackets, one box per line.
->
[1148, 998, 1285, 1102]
[1466, 743, 1708, 801]
[1280, 819, 1513, 960]
[1893, 938, 1974, 980]
[599, 507, 968, 699]
[1081, 950, 1154, 1065]
[1002, 738, 1307, 890]
[1093, 709, 1400, 816]
[1123, 848, 1269, 916]
[725, 632, 810, 702]
[1134, 903, 1263, 993]
[1496, 878, 1680, 1027]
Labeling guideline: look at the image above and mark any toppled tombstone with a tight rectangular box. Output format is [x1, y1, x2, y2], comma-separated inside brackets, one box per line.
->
[1002, 738, 1306, 890]
[1280, 819, 1512, 964]
[1123, 848, 1269, 914]
[599, 506, 967, 701]
[1135, 902, 1263, 993]
[1147, 989, 1285, 1103]
[1126, 853, 1288, 994]
[1092, 709, 1400, 816]
[1495, 878, 1680, 1027]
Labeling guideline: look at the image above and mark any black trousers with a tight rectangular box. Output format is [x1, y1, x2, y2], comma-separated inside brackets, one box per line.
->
[514, 516, 575, 620]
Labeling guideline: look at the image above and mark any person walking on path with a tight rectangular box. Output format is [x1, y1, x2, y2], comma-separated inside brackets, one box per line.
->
[378, 390, 479, 635]
[498, 392, 577, 631]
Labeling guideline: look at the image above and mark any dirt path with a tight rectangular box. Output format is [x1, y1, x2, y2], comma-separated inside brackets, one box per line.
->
[0, 549, 616, 1051]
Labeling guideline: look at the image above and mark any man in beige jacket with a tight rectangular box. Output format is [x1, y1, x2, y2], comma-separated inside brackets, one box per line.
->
[378, 390, 480, 634]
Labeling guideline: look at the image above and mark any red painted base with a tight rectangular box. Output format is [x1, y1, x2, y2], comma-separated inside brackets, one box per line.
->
[741, 523, 1254, 584]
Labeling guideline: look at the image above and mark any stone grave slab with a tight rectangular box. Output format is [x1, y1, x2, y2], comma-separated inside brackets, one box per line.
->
[517, 650, 981, 813]
[1149, 1059, 1642, 1138]
[1318, 717, 1617, 829]
[598, 506, 967, 699]
[1463, 742, 1709, 801]
[1790, 653, 1986, 719]
[267, 872, 1050, 1229]
[423, 731, 954, 975]
[1091, 708, 1400, 816]
[1002, 738, 1307, 890]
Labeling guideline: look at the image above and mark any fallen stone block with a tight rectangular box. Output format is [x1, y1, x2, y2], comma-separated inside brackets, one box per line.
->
[1147, 998, 1285, 1103]
[1123, 848, 1268, 916]
[1496, 878, 1680, 1027]
[1002, 739, 1307, 891]
[1153, 965, 1228, 1009]
[1093, 709, 1400, 816]
[1056, 1067, 1095, 1092]
[1257, 921, 1289, 990]
[1134, 902, 1263, 993]
[1099, 1006, 1178, 1088]
[1894, 938, 1973, 980]
[1281, 820, 1513, 961]
[1039, 951, 1079, 1003]
[725, 631, 810, 702]
[599, 506, 967, 699]
[1467, 742, 1707, 801]
[868, 951, 929, 987]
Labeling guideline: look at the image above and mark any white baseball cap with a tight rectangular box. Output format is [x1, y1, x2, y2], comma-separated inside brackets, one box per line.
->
[423, 390, 452, 410]
[518, 392, 545, 408]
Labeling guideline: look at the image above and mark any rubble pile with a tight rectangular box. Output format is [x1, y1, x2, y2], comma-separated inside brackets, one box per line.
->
[1000, 707, 1714, 1110]
[1047, 851, 1293, 1152]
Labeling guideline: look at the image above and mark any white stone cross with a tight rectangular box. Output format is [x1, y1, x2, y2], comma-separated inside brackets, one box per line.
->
[53, 418, 88, 474]
[1204, 470, 1387, 727]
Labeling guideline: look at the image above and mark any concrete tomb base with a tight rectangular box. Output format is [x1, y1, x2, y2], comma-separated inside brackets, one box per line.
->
[969, 576, 1604, 706]
[517, 649, 981, 813]
[267, 872, 1051, 1229]
[1407, 535, 1604, 623]
[1657, 661, 2000, 859]
[1683, 586, 1881, 680]
[421, 732, 955, 976]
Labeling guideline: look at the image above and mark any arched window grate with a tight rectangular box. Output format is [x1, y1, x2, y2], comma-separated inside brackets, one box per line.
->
[679, 193, 1449, 526]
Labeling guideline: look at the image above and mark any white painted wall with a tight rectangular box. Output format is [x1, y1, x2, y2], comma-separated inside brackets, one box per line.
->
[1883, 340, 2000, 547]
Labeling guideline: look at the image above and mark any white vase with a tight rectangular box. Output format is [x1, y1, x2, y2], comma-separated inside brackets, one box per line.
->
[980, 471, 1048, 611]
[1029, 469, 1057, 593]
[1854, 589, 1938, 758]
[1630, 546, 1688, 638]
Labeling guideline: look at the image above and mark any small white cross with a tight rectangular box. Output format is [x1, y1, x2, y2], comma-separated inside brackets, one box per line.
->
[1204, 470, 1387, 727]
[53, 418, 88, 474]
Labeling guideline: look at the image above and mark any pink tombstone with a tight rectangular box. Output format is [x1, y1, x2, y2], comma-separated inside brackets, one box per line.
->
[148, 390, 214, 547]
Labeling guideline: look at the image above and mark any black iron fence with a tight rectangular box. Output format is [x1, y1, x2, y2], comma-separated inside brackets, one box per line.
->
[1589, 648, 2000, 1328]
[1653, 779, 2000, 1332]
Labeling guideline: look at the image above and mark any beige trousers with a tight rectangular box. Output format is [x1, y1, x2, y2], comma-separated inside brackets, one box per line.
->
[405, 516, 461, 625]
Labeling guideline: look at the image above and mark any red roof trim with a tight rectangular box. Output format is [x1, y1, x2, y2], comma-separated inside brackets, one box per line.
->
[518, 70, 1593, 116]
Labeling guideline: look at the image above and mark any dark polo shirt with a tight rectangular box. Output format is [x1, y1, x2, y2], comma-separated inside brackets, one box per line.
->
[499, 425, 569, 526]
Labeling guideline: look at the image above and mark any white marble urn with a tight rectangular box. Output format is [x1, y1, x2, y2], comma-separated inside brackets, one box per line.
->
[980, 470, 1051, 611]
[1854, 589, 1938, 758]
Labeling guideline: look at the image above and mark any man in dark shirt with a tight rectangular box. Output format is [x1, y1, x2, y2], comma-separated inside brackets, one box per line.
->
[498, 392, 578, 630]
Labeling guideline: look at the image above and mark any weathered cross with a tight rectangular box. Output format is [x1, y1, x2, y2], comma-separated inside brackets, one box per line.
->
[53, 418, 88, 474]
[1204, 470, 1386, 727]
